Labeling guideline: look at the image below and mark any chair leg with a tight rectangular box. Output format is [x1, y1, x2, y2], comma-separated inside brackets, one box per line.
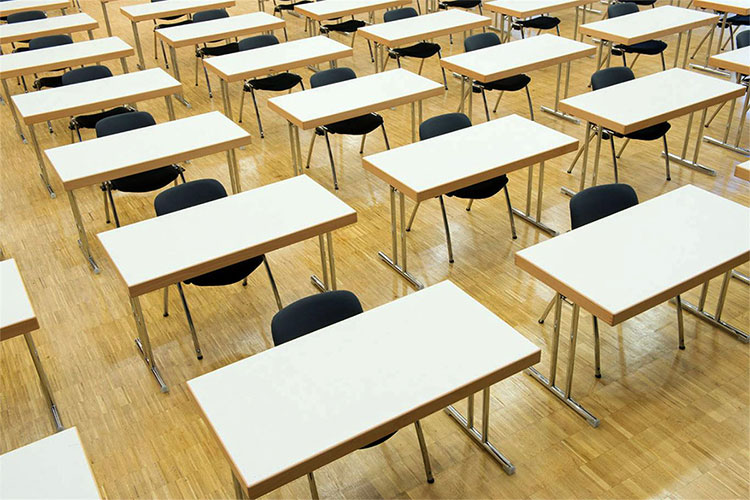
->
[592, 316, 602, 378]
[555, 25, 560, 36]
[622, 53, 627, 66]
[306, 133, 317, 168]
[75, 126, 83, 142]
[609, 136, 618, 183]
[359, 134, 367, 154]
[616, 137, 630, 158]
[47, 120, 53, 134]
[414, 420, 435, 484]
[195, 53, 200, 87]
[659, 51, 666, 71]
[438, 50, 448, 90]
[101, 184, 110, 223]
[263, 255, 283, 311]
[323, 132, 339, 190]
[176, 282, 203, 360]
[367, 40, 374, 62]
[503, 185, 517, 239]
[663, 135, 671, 181]
[481, 88, 490, 121]
[203, 62, 213, 98]
[106, 184, 120, 227]
[466, 199, 474, 211]
[676, 294, 685, 350]
[492, 91, 504, 113]
[524, 86, 535, 121]
[538, 295, 556, 324]
[418, 58, 425, 75]
[160, 40, 169, 69]
[438, 195, 454, 263]
[307, 472, 319, 499]
[380, 123, 391, 149]
[406, 201, 420, 231]
[163, 286, 169, 317]
[238, 87, 246, 122]
[249, 87, 264, 138]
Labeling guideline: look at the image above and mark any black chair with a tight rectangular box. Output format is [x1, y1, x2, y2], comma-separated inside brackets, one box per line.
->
[608, 3, 667, 71]
[590, 66, 671, 182]
[272, 0, 311, 40]
[318, 14, 373, 61]
[237, 35, 304, 138]
[383, 8, 448, 89]
[193, 9, 240, 98]
[61, 65, 135, 142]
[618, 0, 656, 7]
[405, 113, 516, 263]
[512, 15, 561, 38]
[95, 111, 185, 227]
[738, 29, 750, 49]
[438, 0, 483, 13]
[270, 291, 434, 497]
[306, 67, 390, 190]
[154, 179, 283, 360]
[7, 10, 47, 54]
[463, 32, 534, 121]
[29, 35, 74, 91]
[152, 0, 193, 67]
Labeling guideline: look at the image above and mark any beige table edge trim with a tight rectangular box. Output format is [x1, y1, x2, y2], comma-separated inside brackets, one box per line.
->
[154, 18, 286, 48]
[120, 0, 236, 22]
[0, 45, 134, 80]
[358, 17, 492, 47]
[578, 14, 719, 45]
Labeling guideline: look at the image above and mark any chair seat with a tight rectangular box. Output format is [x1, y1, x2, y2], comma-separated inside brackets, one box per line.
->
[12, 47, 30, 53]
[619, 121, 671, 141]
[620, 0, 657, 5]
[72, 107, 134, 130]
[480, 73, 531, 92]
[727, 15, 749, 26]
[185, 255, 264, 286]
[448, 175, 509, 199]
[155, 18, 193, 30]
[323, 113, 383, 135]
[111, 165, 182, 193]
[439, 0, 482, 8]
[391, 41, 441, 59]
[618, 39, 667, 55]
[516, 15, 560, 30]
[33, 75, 64, 89]
[321, 19, 366, 33]
[360, 431, 397, 449]
[198, 42, 239, 57]
[245, 72, 302, 92]
[274, 0, 311, 12]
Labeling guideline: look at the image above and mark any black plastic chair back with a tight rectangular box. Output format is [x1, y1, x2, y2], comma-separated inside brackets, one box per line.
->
[310, 67, 356, 88]
[590, 66, 635, 91]
[61, 65, 113, 86]
[192, 8, 229, 23]
[419, 112, 471, 140]
[608, 2, 638, 18]
[29, 34, 73, 50]
[737, 30, 750, 49]
[238, 34, 279, 51]
[464, 32, 501, 52]
[154, 179, 227, 216]
[270, 291, 363, 346]
[7, 10, 46, 23]
[384, 7, 418, 22]
[96, 111, 156, 138]
[569, 184, 638, 229]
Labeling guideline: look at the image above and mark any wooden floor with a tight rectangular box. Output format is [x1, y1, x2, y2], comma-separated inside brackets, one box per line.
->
[1, 1, 748, 498]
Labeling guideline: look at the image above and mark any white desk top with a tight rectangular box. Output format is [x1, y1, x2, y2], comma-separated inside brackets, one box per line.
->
[558, 68, 745, 135]
[0, 259, 38, 342]
[188, 280, 541, 499]
[204, 36, 352, 82]
[268, 68, 444, 129]
[155, 12, 284, 48]
[441, 33, 596, 83]
[485, 0, 595, 18]
[0, 428, 100, 499]
[516, 185, 750, 325]
[46, 112, 250, 190]
[120, 0, 235, 22]
[0, 0, 69, 17]
[296, 0, 411, 21]
[0, 37, 133, 80]
[11, 67, 181, 124]
[363, 114, 578, 202]
[694, 0, 750, 15]
[709, 45, 750, 75]
[0, 12, 98, 44]
[358, 9, 492, 47]
[579, 5, 718, 45]
[98, 175, 357, 297]
[736, 160, 750, 181]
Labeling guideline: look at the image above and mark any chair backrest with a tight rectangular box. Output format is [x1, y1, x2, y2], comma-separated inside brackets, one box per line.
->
[238, 34, 279, 51]
[384, 7, 418, 22]
[464, 32, 501, 52]
[270, 290, 363, 346]
[96, 111, 156, 138]
[590, 66, 635, 91]
[7, 10, 46, 23]
[154, 179, 227, 216]
[569, 183, 638, 229]
[608, 2, 638, 18]
[28, 34, 73, 50]
[192, 8, 229, 23]
[61, 65, 113, 86]
[737, 30, 750, 49]
[419, 112, 471, 140]
[310, 67, 356, 88]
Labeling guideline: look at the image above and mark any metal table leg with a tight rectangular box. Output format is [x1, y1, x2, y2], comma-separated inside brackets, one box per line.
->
[66, 191, 100, 273]
[378, 187, 424, 289]
[26, 123, 55, 197]
[101, 2, 113, 37]
[561, 122, 593, 198]
[311, 232, 338, 292]
[130, 296, 169, 392]
[541, 62, 579, 123]
[24, 332, 64, 431]
[512, 161, 558, 236]
[2, 78, 27, 143]
[691, 13, 730, 76]
[168, 46, 190, 107]
[664, 107, 716, 175]
[131, 21, 146, 70]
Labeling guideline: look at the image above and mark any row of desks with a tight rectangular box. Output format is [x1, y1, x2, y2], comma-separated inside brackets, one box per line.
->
[0, 0, 70, 17]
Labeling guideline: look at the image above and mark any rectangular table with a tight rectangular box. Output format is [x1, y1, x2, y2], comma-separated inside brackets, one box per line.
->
[120, 0, 235, 70]
[45, 111, 250, 273]
[558, 68, 745, 194]
[0, 12, 97, 45]
[155, 11, 284, 106]
[188, 280, 541, 498]
[0, 258, 63, 431]
[441, 33, 595, 123]
[97, 175, 357, 392]
[362, 115, 578, 289]
[485, 0, 598, 42]
[704, 45, 750, 155]
[0, 0, 69, 17]
[0, 428, 100, 499]
[267, 68, 444, 179]
[296, 0, 411, 34]
[10, 67, 182, 199]
[515, 185, 750, 426]
[358, 9, 492, 74]
[691, 0, 750, 75]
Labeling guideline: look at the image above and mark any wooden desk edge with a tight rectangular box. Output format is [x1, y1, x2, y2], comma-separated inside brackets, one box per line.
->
[708, 55, 750, 75]
[0, 0, 69, 16]
[296, 0, 410, 21]
[154, 18, 286, 48]
[485, 0, 593, 19]
[735, 163, 750, 181]
[120, 0, 236, 22]
[358, 17, 492, 47]
[578, 14, 719, 45]
[694, 0, 750, 15]
[0, 46, 134, 80]
[0, 317, 40, 342]
[0, 19, 99, 44]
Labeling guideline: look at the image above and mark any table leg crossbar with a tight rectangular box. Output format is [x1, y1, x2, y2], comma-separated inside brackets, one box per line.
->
[378, 187, 424, 290]
[311, 232, 338, 293]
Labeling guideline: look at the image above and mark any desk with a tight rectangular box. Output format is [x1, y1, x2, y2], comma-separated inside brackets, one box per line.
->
[704, 45, 750, 155]
[0, 12, 97, 45]
[441, 33, 595, 123]
[97, 175, 357, 392]
[120, 0, 235, 70]
[0, 37, 133, 144]
[578, 6, 719, 71]
[188, 280, 541, 498]
[0, 0, 69, 17]
[736, 160, 750, 181]
[45, 112, 250, 273]
[362, 115, 578, 289]
[297, 0, 411, 34]
[358, 10, 492, 73]
[155, 12, 284, 106]
[0, 259, 63, 431]
[10, 67, 182, 199]
[691, 0, 750, 75]
[558, 68, 744, 194]
[515, 185, 750, 426]
[0, 428, 99, 498]
[268, 68, 444, 178]
[485, 0, 597, 42]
